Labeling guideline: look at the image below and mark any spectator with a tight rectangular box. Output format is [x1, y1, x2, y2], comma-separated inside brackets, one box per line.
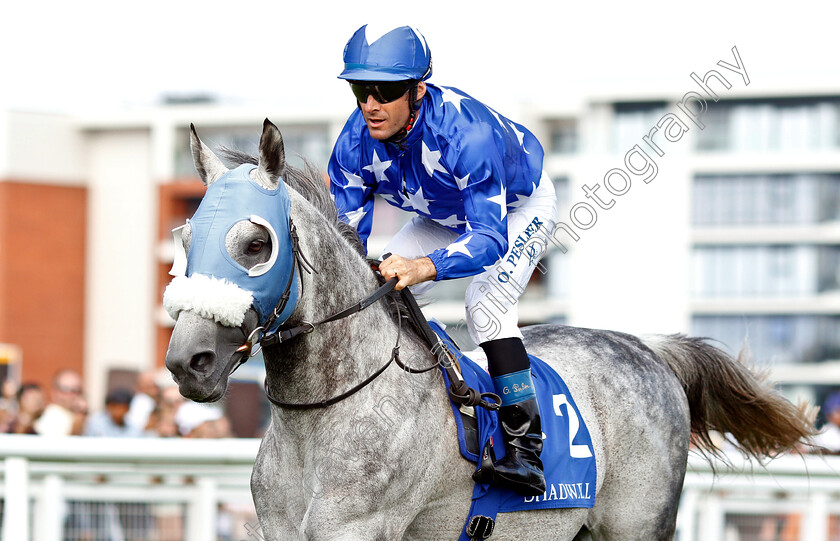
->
[125, 369, 161, 432]
[144, 407, 180, 438]
[71, 393, 88, 436]
[144, 385, 184, 438]
[0, 380, 19, 432]
[812, 391, 840, 454]
[7, 383, 45, 434]
[84, 388, 143, 437]
[34, 368, 83, 436]
[176, 400, 223, 437]
[187, 415, 233, 439]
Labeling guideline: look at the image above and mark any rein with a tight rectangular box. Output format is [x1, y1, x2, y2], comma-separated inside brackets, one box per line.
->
[264, 287, 404, 410]
[235, 238, 499, 411]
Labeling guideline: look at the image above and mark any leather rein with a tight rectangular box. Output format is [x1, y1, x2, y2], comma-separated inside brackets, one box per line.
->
[232, 220, 499, 412]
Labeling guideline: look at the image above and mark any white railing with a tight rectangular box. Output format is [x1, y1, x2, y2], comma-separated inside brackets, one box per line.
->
[0, 435, 260, 541]
[1, 435, 839, 541]
[679, 453, 840, 541]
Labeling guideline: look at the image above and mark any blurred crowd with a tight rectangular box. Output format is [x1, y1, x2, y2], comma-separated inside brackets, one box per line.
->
[0, 368, 234, 438]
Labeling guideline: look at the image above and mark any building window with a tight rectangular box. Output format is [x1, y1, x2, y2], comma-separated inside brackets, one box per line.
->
[546, 119, 578, 155]
[694, 97, 840, 152]
[691, 315, 840, 365]
[692, 173, 840, 226]
[553, 176, 570, 208]
[612, 101, 668, 153]
[690, 245, 830, 298]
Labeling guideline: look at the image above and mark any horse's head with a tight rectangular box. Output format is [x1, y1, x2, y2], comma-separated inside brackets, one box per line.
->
[163, 120, 299, 401]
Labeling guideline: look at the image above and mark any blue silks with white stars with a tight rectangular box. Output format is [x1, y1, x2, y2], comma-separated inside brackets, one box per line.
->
[329, 84, 546, 281]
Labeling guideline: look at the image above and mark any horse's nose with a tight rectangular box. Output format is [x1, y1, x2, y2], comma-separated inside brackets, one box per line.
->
[165, 324, 217, 379]
[166, 344, 215, 378]
[188, 350, 216, 376]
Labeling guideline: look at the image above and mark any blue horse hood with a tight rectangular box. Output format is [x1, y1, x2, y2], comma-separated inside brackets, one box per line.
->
[184, 164, 298, 327]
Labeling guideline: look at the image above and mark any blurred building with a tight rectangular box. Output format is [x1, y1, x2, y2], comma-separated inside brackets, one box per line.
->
[1, 84, 839, 414]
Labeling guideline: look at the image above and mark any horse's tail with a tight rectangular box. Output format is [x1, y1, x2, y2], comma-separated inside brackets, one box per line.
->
[642, 334, 817, 460]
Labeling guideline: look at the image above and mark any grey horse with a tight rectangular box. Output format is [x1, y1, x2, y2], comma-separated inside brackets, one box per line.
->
[164, 120, 815, 540]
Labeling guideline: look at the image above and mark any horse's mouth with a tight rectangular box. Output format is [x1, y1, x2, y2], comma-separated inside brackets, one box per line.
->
[177, 375, 227, 403]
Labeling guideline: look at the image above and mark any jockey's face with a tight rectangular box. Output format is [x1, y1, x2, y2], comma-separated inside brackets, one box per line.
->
[359, 81, 426, 141]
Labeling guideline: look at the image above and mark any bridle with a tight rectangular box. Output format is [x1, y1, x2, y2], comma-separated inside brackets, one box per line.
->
[229, 220, 443, 410]
[230, 219, 499, 412]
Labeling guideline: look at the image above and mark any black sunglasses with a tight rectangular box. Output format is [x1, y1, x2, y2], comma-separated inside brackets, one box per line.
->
[349, 80, 414, 104]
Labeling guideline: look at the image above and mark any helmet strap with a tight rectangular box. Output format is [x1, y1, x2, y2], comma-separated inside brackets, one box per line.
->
[383, 84, 422, 145]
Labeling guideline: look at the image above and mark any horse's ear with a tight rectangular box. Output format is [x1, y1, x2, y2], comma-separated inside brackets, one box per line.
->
[190, 124, 228, 186]
[257, 119, 286, 189]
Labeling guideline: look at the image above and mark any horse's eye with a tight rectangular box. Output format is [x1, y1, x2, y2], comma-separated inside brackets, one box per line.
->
[247, 240, 265, 254]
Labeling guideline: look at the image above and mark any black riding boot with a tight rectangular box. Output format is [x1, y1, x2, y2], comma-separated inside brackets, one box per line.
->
[472, 338, 546, 497]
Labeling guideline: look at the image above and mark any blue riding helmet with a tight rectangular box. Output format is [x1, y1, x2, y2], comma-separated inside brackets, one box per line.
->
[339, 25, 432, 82]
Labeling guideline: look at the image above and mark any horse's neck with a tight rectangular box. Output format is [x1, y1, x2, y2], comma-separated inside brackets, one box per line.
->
[261, 198, 441, 427]
[262, 289, 444, 447]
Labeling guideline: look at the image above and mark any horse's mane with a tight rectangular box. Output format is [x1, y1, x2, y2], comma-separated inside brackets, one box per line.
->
[218, 148, 366, 257]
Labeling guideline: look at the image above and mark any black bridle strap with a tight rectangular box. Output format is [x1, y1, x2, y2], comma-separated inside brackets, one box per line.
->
[257, 259, 497, 412]
[259, 221, 316, 339]
[263, 293, 403, 409]
[260, 276, 399, 348]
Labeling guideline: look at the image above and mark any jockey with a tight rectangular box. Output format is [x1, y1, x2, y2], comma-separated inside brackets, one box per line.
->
[328, 24, 557, 497]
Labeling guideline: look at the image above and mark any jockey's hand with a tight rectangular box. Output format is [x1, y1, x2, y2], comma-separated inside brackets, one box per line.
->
[379, 254, 437, 291]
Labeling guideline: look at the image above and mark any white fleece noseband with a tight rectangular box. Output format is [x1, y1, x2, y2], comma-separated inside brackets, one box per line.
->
[163, 274, 254, 327]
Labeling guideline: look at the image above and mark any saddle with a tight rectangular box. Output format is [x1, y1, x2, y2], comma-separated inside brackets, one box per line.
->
[371, 262, 597, 541]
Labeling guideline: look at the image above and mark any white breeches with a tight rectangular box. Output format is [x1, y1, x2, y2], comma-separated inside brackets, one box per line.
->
[382, 173, 557, 345]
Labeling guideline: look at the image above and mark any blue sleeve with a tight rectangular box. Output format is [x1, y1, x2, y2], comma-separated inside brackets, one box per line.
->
[328, 117, 376, 254]
[427, 123, 508, 280]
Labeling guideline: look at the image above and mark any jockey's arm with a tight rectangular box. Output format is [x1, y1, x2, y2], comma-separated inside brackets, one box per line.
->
[379, 254, 437, 291]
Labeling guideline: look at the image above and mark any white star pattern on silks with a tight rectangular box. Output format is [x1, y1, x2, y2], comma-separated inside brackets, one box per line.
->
[487, 184, 508, 220]
[508, 193, 530, 208]
[422, 142, 448, 177]
[454, 173, 470, 191]
[344, 208, 367, 228]
[363, 150, 392, 182]
[341, 169, 365, 189]
[435, 214, 466, 228]
[380, 193, 404, 207]
[440, 86, 467, 114]
[403, 185, 431, 214]
[511, 123, 530, 154]
[446, 235, 474, 257]
[488, 108, 508, 130]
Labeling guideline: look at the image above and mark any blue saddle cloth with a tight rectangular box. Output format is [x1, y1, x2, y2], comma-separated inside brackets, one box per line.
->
[427, 322, 597, 539]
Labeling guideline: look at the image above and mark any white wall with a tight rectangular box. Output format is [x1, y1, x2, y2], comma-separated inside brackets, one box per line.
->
[0, 112, 7, 177]
[83, 128, 156, 407]
[0, 111, 84, 184]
